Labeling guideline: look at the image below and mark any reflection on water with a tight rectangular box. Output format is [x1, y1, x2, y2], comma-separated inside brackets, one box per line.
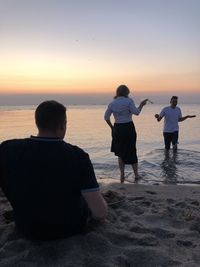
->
[161, 150, 178, 184]
[139, 149, 200, 185]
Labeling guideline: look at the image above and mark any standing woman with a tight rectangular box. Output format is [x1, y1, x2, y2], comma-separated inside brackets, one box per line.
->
[104, 85, 148, 183]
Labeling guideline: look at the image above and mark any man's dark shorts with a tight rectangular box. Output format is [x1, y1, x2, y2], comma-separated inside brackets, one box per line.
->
[163, 131, 179, 150]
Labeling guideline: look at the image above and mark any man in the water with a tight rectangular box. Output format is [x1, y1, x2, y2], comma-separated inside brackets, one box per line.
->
[155, 96, 196, 150]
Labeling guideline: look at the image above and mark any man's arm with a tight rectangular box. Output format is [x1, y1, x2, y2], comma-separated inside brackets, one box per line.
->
[179, 115, 196, 122]
[82, 191, 108, 220]
[78, 150, 108, 220]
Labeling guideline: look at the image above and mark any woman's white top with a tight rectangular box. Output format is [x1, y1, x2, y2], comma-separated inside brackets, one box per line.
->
[104, 96, 140, 123]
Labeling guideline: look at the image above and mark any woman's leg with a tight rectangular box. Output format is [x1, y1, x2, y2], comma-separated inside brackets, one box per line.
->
[118, 157, 125, 183]
[131, 163, 141, 181]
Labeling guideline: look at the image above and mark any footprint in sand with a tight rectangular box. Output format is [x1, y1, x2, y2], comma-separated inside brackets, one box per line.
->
[151, 228, 175, 239]
[123, 248, 181, 266]
[190, 200, 199, 207]
[130, 225, 175, 239]
[176, 240, 194, 247]
[145, 190, 157, 195]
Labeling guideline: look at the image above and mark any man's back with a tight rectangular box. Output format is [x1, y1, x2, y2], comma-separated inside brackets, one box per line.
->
[0, 136, 98, 239]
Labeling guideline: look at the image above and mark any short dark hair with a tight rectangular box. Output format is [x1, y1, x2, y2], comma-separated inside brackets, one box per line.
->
[35, 100, 66, 131]
[114, 85, 130, 99]
[171, 96, 178, 101]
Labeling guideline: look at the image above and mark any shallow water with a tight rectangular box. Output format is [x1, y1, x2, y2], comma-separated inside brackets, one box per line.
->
[0, 104, 199, 185]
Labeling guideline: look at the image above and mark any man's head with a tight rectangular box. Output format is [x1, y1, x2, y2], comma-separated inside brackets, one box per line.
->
[35, 100, 67, 139]
[170, 96, 178, 108]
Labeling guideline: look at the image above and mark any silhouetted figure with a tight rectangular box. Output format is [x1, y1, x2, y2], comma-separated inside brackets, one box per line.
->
[0, 100, 107, 240]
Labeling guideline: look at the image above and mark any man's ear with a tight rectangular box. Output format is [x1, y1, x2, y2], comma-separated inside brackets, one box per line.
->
[61, 120, 67, 130]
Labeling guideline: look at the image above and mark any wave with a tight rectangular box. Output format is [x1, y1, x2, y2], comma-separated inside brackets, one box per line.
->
[94, 149, 200, 185]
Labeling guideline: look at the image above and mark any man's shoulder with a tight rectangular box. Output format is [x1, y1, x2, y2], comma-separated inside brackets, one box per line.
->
[162, 106, 175, 113]
[0, 138, 29, 149]
[160, 106, 169, 114]
[176, 106, 181, 111]
[64, 142, 89, 158]
[163, 106, 170, 110]
[0, 139, 29, 159]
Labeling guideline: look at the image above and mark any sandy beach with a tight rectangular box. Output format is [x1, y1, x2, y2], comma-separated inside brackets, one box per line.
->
[1, 182, 200, 267]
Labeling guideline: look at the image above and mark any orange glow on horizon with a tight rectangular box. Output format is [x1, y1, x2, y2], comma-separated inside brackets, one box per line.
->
[0, 56, 199, 94]
[0, 74, 199, 94]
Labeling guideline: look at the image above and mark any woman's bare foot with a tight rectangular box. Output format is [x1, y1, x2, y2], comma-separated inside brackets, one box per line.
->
[135, 175, 142, 182]
[120, 176, 125, 183]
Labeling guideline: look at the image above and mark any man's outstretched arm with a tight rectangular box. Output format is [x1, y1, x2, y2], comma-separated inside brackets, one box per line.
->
[82, 191, 108, 220]
[179, 115, 196, 122]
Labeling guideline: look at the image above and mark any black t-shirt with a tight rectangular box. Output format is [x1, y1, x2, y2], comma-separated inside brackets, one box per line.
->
[0, 136, 99, 239]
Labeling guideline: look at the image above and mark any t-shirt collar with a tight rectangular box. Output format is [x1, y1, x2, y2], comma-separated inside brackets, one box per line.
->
[30, 136, 63, 142]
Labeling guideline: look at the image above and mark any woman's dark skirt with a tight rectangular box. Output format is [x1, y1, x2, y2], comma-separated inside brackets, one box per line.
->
[111, 121, 138, 164]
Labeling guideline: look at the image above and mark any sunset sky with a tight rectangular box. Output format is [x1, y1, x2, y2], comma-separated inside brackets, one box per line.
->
[0, 0, 200, 101]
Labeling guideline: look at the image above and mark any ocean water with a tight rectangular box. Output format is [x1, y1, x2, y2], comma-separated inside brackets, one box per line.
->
[0, 104, 199, 185]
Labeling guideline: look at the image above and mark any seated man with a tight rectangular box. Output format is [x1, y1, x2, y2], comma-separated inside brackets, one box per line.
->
[0, 100, 107, 240]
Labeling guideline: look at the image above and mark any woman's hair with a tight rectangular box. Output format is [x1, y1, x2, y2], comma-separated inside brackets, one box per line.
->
[114, 85, 130, 99]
